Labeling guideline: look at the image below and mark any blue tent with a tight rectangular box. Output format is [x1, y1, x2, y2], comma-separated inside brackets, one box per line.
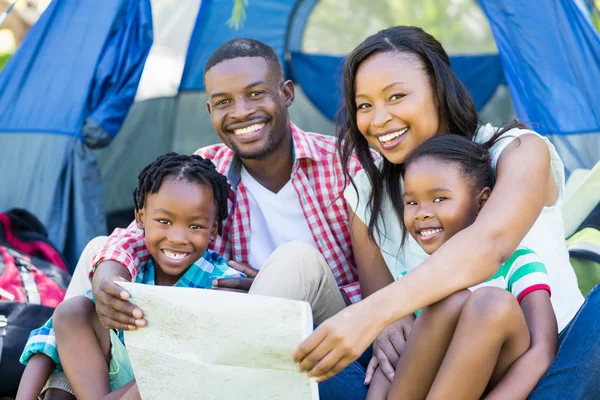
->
[0, 0, 599, 266]
[0, 0, 152, 269]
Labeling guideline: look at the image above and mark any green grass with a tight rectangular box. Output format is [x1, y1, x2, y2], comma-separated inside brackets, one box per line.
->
[0, 53, 12, 71]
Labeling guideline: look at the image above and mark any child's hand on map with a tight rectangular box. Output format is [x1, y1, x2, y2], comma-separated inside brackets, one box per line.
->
[92, 261, 147, 330]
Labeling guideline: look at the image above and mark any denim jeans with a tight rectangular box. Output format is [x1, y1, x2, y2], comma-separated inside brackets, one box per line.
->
[318, 285, 600, 400]
[528, 283, 600, 399]
[318, 347, 372, 400]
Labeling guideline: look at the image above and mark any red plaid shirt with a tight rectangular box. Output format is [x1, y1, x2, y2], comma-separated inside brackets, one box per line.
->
[92, 123, 367, 302]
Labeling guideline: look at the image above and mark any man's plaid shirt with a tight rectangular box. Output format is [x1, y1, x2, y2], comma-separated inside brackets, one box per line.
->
[92, 123, 368, 303]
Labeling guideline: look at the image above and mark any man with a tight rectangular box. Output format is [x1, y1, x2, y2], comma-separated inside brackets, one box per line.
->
[91, 38, 366, 328]
[40, 39, 370, 399]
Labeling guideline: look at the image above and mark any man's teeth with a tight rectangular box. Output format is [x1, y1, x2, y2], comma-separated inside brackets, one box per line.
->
[378, 127, 408, 143]
[233, 123, 265, 135]
[419, 228, 443, 237]
[162, 250, 188, 260]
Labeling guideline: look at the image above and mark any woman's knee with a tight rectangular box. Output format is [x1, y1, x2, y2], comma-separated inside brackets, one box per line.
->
[461, 287, 521, 327]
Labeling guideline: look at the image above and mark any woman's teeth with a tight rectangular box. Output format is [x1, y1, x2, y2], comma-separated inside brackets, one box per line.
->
[378, 127, 408, 143]
[233, 123, 265, 135]
[162, 250, 188, 260]
[419, 228, 443, 238]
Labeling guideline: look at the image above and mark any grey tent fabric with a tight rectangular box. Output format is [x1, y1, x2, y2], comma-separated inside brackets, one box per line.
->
[0, 134, 106, 271]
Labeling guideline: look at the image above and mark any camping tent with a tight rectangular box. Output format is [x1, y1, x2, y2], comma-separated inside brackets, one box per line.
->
[1, 0, 599, 267]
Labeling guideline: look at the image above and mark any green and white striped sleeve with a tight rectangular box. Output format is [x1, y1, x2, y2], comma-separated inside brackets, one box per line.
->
[503, 248, 551, 303]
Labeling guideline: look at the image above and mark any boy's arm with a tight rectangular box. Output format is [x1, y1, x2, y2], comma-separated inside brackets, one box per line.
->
[484, 290, 557, 400]
[16, 354, 56, 400]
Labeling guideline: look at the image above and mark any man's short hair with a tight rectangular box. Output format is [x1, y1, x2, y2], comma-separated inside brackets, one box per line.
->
[203, 38, 284, 79]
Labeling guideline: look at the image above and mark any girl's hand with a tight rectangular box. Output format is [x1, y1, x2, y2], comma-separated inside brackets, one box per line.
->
[365, 314, 415, 384]
[293, 302, 383, 382]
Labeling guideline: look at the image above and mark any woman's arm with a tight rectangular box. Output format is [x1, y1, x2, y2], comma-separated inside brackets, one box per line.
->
[484, 291, 558, 400]
[349, 209, 394, 298]
[295, 133, 558, 380]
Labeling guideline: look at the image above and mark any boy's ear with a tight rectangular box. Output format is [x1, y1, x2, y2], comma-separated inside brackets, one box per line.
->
[477, 187, 492, 211]
[209, 221, 219, 242]
[135, 209, 145, 230]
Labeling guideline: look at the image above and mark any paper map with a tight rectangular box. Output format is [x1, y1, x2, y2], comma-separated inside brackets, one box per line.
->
[116, 282, 319, 400]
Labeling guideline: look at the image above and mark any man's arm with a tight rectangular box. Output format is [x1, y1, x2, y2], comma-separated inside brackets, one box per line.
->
[91, 223, 149, 330]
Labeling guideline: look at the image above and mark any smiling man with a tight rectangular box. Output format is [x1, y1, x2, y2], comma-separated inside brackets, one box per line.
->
[89, 38, 369, 326]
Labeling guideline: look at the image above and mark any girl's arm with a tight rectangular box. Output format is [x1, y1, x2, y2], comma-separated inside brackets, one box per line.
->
[484, 291, 558, 400]
[295, 133, 557, 380]
[16, 354, 56, 400]
[349, 209, 394, 298]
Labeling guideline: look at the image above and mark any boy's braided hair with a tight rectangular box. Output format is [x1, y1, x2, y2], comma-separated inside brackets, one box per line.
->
[133, 152, 230, 235]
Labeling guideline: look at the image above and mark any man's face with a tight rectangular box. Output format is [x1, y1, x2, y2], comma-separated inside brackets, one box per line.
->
[205, 57, 294, 160]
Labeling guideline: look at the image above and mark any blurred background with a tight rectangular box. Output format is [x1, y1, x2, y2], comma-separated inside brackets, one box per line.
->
[1, 0, 599, 269]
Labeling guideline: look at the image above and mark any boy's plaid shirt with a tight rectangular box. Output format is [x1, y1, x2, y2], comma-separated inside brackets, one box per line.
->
[20, 251, 243, 371]
[92, 123, 369, 303]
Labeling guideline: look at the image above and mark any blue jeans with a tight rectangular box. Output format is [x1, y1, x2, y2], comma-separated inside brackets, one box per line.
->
[318, 347, 372, 400]
[319, 284, 600, 400]
[528, 283, 600, 399]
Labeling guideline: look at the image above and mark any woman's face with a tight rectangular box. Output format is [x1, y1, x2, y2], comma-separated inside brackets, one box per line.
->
[354, 51, 445, 164]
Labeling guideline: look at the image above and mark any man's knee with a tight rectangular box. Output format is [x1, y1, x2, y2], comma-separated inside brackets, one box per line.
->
[262, 241, 325, 274]
[272, 241, 321, 259]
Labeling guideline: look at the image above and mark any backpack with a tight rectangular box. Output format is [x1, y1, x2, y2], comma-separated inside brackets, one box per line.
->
[0, 209, 71, 397]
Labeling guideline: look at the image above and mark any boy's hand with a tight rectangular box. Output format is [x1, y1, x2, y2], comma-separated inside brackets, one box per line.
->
[364, 315, 415, 384]
[212, 261, 258, 292]
[94, 276, 146, 330]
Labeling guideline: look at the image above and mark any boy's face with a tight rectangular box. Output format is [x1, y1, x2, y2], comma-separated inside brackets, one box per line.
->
[403, 158, 490, 255]
[135, 177, 218, 285]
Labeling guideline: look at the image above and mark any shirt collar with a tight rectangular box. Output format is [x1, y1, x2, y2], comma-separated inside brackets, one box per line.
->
[227, 122, 321, 189]
[139, 256, 214, 287]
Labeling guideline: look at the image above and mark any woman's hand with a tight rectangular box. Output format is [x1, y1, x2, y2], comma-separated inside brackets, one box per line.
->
[293, 302, 383, 382]
[365, 314, 415, 384]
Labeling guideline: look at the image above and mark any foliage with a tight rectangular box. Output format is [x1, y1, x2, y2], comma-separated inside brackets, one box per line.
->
[0, 52, 11, 71]
[302, 0, 497, 55]
[227, 0, 248, 30]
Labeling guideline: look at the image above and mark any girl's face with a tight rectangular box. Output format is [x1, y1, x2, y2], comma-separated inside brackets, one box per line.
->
[354, 51, 445, 165]
[403, 158, 489, 255]
[135, 178, 218, 286]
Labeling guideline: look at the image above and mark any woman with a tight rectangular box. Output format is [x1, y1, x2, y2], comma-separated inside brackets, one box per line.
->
[294, 26, 600, 399]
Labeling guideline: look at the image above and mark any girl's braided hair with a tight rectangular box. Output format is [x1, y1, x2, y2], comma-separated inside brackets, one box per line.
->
[133, 152, 230, 235]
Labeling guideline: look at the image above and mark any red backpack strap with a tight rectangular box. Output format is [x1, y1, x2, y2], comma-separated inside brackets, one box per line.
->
[0, 213, 68, 273]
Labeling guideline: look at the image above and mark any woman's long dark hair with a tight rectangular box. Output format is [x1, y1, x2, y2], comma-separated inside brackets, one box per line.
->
[337, 26, 524, 244]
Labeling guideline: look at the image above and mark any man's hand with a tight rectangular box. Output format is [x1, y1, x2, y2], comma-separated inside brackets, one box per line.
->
[212, 261, 259, 292]
[364, 314, 415, 384]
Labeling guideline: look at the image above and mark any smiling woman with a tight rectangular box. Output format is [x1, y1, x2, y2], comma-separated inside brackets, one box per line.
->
[293, 25, 593, 400]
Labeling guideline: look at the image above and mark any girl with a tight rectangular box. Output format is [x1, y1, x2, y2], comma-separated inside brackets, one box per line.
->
[16, 152, 244, 400]
[294, 25, 598, 399]
[367, 135, 557, 399]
